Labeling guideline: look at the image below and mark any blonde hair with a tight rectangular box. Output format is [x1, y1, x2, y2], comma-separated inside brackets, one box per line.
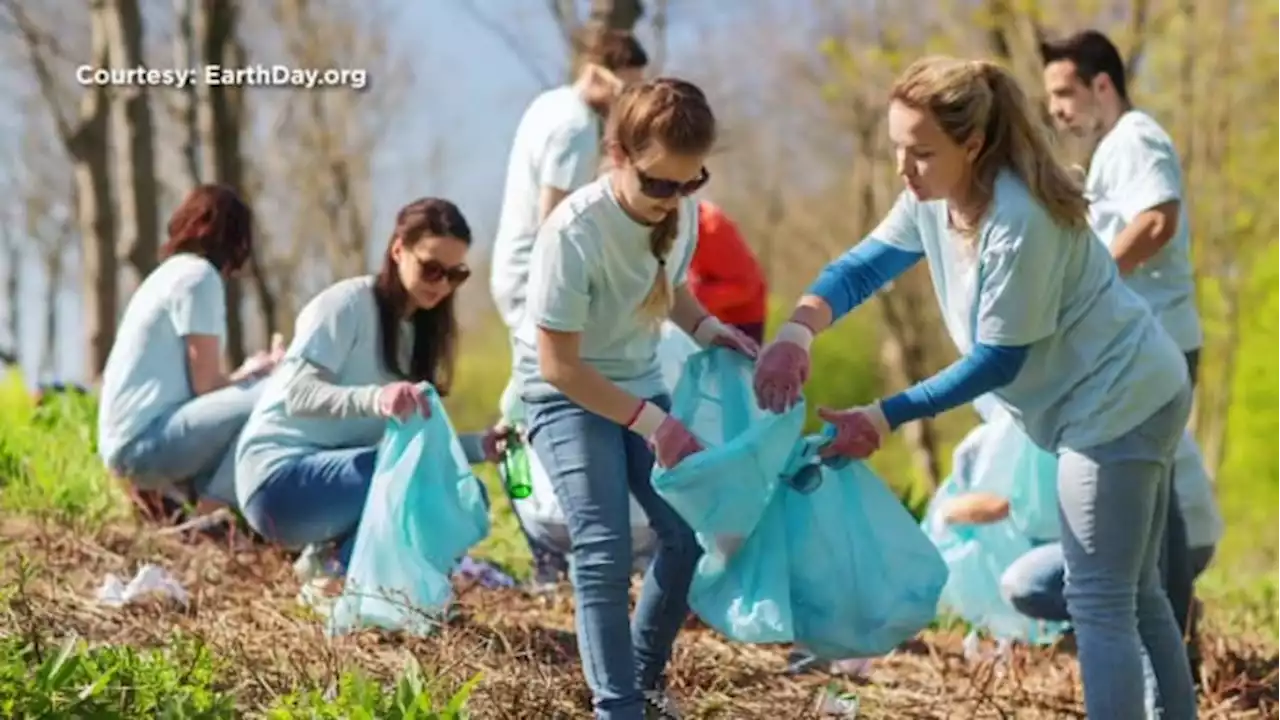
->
[891, 56, 1088, 230]
[605, 77, 716, 323]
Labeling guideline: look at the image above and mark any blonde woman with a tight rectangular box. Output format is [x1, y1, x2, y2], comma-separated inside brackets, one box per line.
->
[753, 57, 1196, 720]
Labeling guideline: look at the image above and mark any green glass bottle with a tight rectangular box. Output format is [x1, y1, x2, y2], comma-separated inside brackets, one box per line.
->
[502, 430, 533, 500]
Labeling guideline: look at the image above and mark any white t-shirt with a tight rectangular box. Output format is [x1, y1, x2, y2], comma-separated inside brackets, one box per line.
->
[490, 85, 602, 331]
[872, 170, 1187, 451]
[1087, 110, 1202, 351]
[513, 177, 699, 402]
[97, 254, 226, 467]
[235, 276, 409, 501]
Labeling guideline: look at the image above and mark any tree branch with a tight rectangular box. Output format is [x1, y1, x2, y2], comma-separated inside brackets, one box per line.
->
[0, 0, 72, 140]
[455, 0, 554, 89]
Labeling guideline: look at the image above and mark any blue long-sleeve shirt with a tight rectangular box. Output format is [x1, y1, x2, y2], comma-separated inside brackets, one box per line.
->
[808, 239, 1029, 429]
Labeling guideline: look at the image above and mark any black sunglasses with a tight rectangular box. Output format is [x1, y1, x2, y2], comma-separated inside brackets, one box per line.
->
[635, 166, 710, 200]
[420, 258, 471, 286]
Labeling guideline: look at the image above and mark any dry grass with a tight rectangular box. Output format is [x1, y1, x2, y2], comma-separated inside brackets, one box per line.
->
[1, 516, 1275, 719]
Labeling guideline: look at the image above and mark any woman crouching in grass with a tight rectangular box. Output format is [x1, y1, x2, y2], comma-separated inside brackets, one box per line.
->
[233, 197, 504, 609]
[97, 184, 282, 519]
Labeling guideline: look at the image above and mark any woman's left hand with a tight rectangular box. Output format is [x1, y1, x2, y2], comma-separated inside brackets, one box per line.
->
[692, 316, 760, 359]
[817, 403, 890, 460]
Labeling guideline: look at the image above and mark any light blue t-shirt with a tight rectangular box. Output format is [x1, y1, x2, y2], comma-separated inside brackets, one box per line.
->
[490, 85, 602, 331]
[873, 171, 1187, 451]
[97, 254, 226, 468]
[235, 276, 409, 501]
[513, 177, 699, 401]
[1087, 110, 1202, 351]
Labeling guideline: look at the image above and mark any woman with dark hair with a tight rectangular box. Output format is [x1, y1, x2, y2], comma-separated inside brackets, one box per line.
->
[234, 197, 487, 602]
[98, 184, 281, 512]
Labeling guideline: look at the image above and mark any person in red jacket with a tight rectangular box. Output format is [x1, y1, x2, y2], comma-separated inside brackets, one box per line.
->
[689, 201, 768, 343]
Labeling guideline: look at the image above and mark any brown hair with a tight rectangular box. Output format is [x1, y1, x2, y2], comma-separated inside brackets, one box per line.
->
[890, 56, 1089, 231]
[160, 184, 253, 272]
[373, 198, 471, 396]
[605, 77, 716, 322]
[575, 28, 648, 75]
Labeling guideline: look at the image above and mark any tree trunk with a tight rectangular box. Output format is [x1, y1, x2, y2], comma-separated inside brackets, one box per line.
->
[3, 224, 17, 356]
[105, 0, 159, 290]
[40, 246, 61, 379]
[173, 0, 202, 192]
[197, 0, 248, 365]
[72, 2, 119, 383]
[5, 0, 120, 382]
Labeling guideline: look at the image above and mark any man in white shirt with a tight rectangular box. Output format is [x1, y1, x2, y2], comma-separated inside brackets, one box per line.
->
[1041, 29, 1206, 684]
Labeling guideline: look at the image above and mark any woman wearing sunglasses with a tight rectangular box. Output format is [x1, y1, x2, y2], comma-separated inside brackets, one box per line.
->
[514, 78, 757, 720]
[234, 197, 482, 602]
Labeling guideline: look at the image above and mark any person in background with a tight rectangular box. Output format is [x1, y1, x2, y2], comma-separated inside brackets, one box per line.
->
[97, 184, 281, 518]
[235, 198, 499, 608]
[753, 56, 1196, 719]
[1041, 29, 1207, 679]
[489, 28, 648, 335]
[1000, 432, 1223, 629]
[516, 78, 758, 719]
[688, 200, 768, 344]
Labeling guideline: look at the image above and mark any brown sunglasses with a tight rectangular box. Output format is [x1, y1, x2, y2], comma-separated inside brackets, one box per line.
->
[635, 166, 710, 199]
[420, 258, 471, 286]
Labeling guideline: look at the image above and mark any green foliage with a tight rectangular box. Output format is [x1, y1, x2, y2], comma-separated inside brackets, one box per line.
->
[266, 658, 480, 719]
[0, 631, 236, 719]
[0, 372, 126, 526]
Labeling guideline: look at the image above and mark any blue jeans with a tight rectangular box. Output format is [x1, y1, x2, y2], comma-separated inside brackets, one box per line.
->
[525, 393, 700, 720]
[113, 378, 265, 506]
[1055, 385, 1197, 720]
[241, 446, 377, 568]
[1002, 542, 1215, 623]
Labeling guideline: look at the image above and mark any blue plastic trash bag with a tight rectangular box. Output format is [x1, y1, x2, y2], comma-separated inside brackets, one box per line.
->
[981, 406, 1060, 543]
[653, 348, 948, 657]
[328, 385, 490, 637]
[778, 432, 950, 658]
[920, 416, 1067, 645]
[654, 347, 807, 558]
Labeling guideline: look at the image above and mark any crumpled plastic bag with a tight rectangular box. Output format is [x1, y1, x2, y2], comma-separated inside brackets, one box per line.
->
[328, 385, 490, 637]
[653, 348, 948, 658]
[96, 564, 188, 608]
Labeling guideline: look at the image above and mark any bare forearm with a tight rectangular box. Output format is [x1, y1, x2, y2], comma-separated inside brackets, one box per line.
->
[789, 296, 835, 334]
[545, 361, 646, 427]
[1111, 205, 1178, 275]
[669, 285, 711, 336]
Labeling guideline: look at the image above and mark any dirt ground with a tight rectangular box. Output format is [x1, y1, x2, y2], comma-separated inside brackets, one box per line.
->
[1, 517, 1275, 719]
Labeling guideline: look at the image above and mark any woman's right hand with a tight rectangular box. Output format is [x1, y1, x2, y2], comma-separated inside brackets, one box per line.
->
[377, 381, 430, 421]
[753, 322, 815, 413]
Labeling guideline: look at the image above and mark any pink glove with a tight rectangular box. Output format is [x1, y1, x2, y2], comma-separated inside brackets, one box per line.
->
[753, 322, 814, 413]
[377, 381, 431, 421]
[817, 404, 890, 460]
[627, 400, 704, 469]
[692, 316, 760, 359]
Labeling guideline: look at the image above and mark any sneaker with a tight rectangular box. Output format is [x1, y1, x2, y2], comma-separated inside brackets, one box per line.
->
[643, 689, 684, 720]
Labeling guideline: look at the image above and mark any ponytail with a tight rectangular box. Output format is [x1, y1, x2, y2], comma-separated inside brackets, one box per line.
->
[636, 208, 679, 324]
[973, 61, 1089, 229]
